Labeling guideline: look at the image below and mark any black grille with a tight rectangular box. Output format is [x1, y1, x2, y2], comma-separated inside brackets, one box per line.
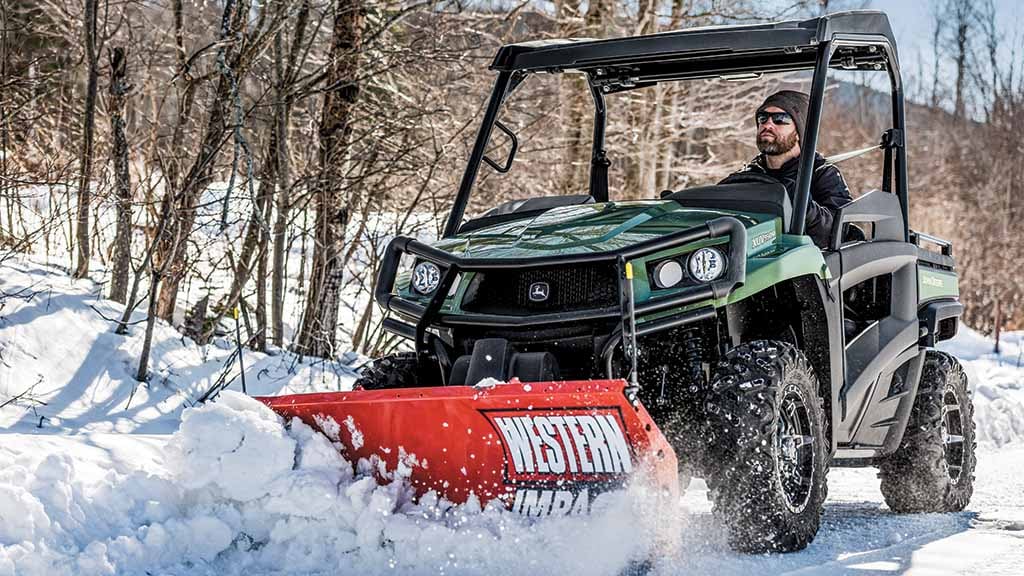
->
[462, 264, 619, 315]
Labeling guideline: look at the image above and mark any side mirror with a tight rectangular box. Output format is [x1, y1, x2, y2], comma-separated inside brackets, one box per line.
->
[483, 121, 518, 174]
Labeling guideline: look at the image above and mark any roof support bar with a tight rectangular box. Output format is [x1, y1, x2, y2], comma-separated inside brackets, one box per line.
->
[588, 80, 609, 202]
[443, 71, 513, 238]
[792, 41, 833, 237]
[829, 35, 909, 242]
[889, 62, 909, 242]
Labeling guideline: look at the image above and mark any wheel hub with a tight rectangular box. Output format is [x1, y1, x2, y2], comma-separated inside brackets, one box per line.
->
[776, 385, 815, 513]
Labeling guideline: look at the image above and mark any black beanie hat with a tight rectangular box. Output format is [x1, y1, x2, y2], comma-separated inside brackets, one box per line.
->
[757, 90, 810, 140]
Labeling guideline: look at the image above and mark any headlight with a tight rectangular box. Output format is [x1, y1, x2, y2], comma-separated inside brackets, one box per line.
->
[412, 261, 441, 294]
[652, 259, 684, 289]
[688, 247, 726, 282]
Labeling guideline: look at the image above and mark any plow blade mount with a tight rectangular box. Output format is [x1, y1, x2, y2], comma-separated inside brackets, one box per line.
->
[259, 379, 678, 515]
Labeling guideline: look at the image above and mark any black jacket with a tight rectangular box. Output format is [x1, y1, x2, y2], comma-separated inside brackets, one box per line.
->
[721, 153, 851, 248]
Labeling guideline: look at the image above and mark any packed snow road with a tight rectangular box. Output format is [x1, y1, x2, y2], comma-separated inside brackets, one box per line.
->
[674, 448, 1024, 575]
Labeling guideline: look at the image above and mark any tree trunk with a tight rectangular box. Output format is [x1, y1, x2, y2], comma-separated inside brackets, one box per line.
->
[108, 47, 133, 304]
[994, 297, 1002, 354]
[249, 127, 278, 352]
[73, 0, 100, 279]
[294, 0, 365, 358]
[298, 207, 308, 292]
[255, 197, 271, 351]
[636, 2, 659, 197]
[270, 123, 290, 345]
[558, 18, 580, 192]
[136, 268, 162, 382]
[559, 0, 607, 194]
[272, 0, 309, 346]
[952, 0, 970, 118]
[0, 0, 9, 243]
[134, 192, 178, 378]
[929, 6, 944, 108]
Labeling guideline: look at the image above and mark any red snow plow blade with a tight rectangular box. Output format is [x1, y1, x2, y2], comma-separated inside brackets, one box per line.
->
[259, 379, 677, 514]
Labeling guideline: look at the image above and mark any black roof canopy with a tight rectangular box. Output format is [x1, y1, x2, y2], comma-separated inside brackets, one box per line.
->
[490, 11, 897, 82]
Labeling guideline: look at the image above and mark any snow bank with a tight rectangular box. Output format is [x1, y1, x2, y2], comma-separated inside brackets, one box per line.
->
[0, 391, 662, 576]
[0, 260, 359, 434]
[941, 326, 1024, 447]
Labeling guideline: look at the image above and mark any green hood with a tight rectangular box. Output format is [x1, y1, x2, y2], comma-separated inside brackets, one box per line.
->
[434, 201, 768, 259]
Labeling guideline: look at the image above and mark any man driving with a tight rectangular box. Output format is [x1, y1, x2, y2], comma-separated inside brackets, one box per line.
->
[721, 90, 851, 248]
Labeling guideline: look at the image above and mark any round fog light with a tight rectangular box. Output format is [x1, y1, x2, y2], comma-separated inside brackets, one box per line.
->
[412, 261, 441, 294]
[653, 259, 684, 289]
[688, 247, 726, 282]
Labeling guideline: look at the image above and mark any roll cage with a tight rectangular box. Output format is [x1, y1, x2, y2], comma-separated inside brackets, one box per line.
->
[443, 10, 909, 244]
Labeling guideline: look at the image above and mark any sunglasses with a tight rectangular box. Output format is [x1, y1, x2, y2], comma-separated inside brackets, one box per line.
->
[756, 111, 794, 126]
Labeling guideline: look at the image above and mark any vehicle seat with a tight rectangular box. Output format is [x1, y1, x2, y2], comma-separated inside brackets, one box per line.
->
[663, 181, 793, 232]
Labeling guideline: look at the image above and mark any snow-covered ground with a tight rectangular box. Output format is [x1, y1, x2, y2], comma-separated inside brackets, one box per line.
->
[0, 261, 359, 435]
[2, 260, 1023, 575]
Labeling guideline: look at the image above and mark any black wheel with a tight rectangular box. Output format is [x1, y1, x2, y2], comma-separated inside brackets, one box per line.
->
[354, 352, 421, 390]
[704, 340, 829, 553]
[878, 351, 976, 513]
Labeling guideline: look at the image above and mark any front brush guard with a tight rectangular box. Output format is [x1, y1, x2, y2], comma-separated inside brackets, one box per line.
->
[375, 216, 747, 383]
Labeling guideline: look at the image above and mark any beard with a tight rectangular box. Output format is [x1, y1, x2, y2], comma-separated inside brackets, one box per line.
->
[757, 130, 798, 155]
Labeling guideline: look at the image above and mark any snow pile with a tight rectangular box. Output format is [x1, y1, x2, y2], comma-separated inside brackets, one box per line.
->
[0, 260, 359, 434]
[0, 392, 661, 576]
[941, 326, 1024, 447]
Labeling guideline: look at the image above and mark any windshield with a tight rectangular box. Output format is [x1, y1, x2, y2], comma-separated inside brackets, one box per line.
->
[465, 66, 893, 224]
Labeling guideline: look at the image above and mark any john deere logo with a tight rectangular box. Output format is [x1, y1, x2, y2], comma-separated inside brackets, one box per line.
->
[529, 282, 550, 302]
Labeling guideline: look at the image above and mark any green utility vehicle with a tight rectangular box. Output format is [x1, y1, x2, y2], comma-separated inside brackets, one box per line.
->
[365, 11, 975, 553]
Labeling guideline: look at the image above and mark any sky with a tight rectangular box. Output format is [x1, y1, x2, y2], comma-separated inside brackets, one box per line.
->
[866, 0, 1023, 102]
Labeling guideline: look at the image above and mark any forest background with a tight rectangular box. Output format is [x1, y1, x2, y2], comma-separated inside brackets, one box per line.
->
[0, 0, 1020, 376]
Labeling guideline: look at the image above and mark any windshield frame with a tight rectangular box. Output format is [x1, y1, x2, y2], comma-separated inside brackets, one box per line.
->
[443, 37, 907, 242]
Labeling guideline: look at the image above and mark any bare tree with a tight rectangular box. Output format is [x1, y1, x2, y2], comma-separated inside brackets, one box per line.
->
[930, 3, 943, 108]
[72, 0, 100, 278]
[559, 0, 608, 193]
[153, 0, 284, 322]
[295, 0, 366, 357]
[108, 46, 132, 303]
[3, 0, 1021, 360]
[949, 0, 972, 118]
[0, 0, 9, 242]
[272, 0, 312, 347]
